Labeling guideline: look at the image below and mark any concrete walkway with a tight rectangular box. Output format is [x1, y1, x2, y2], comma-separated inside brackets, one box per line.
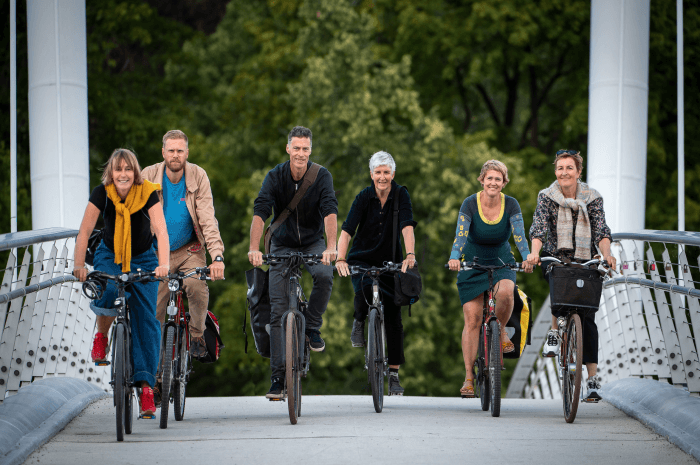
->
[24, 395, 697, 465]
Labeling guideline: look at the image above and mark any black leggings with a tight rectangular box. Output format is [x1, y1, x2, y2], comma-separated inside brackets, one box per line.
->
[354, 280, 405, 366]
[543, 262, 599, 365]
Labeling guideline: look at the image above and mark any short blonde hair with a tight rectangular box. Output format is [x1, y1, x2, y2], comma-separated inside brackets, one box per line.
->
[477, 159, 509, 186]
[101, 148, 143, 186]
[163, 129, 188, 147]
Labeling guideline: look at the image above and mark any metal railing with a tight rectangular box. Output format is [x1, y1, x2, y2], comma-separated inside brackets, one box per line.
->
[508, 230, 700, 398]
[0, 228, 109, 401]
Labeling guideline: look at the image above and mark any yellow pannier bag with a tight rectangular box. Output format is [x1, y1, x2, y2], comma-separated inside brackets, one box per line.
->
[504, 286, 532, 359]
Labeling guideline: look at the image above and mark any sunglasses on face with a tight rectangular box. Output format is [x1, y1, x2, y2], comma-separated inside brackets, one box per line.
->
[556, 149, 580, 156]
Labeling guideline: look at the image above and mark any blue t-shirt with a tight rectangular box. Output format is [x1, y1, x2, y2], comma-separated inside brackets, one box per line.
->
[162, 173, 196, 250]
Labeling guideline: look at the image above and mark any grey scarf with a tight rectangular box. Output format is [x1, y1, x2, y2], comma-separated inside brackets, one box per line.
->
[542, 180, 601, 260]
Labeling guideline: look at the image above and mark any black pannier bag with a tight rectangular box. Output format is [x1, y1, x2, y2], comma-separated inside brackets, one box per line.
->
[504, 286, 533, 359]
[393, 266, 422, 310]
[244, 267, 271, 358]
[547, 264, 605, 312]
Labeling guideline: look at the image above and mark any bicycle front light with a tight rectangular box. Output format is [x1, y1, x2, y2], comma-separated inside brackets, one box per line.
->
[168, 279, 179, 292]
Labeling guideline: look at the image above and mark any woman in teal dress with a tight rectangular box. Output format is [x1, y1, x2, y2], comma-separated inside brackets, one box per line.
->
[447, 160, 533, 397]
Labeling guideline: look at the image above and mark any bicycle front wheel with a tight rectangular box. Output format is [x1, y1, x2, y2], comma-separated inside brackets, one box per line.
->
[174, 327, 189, 421]
[367, 308, 384, 413]
[476, 326, 489, 411]
[286, 315, 301, 425]
[114, 323, 126, 442]
[563, 313, 583, 423]
[124, 327, 133, 435]
[159, 325, 175, 429]
[488, 319, 502, 417]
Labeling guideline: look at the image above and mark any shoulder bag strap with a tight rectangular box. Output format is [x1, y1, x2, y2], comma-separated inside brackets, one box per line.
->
[392, 185, 403, 260]
[264, 163, 322, 253]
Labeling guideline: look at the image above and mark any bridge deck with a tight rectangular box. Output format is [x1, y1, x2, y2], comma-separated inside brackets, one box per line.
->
[25, 396, 696, 464]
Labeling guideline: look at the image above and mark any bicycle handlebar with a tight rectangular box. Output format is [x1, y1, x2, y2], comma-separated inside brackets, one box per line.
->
[444, 261, 525, 272]
[86, 269, 158, 284]
[262, 253, 324, 265]
[540, 256, 611, 270]
[347, 262, 403, 276]
[167, 267, 212, 282]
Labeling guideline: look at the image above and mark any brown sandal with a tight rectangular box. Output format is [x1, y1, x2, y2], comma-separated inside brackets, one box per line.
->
[501, 331, 515, 354]
[460, 379, 475, 398]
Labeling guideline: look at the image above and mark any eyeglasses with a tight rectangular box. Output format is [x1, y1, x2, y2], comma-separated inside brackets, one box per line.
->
[556, 149, 579, 156]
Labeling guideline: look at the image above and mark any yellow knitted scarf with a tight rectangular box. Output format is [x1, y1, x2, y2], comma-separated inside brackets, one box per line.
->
[105, 180, 161, 272]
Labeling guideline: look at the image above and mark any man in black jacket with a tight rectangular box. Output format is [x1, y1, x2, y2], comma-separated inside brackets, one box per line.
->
[248, 126, 338, 399]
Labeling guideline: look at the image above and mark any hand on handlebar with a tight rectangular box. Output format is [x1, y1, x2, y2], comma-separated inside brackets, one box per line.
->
[520, 258, 534, 273]
[73, 267, 88, 282]
[322, 248, 337, 266]
[603, 254, 617, 271]
[402, 255, 417, 273]
[155, 264, 169, 278]
[447, 259, 461, 271]
[248, 250, 263, 267]
[209, 260, 225, 280]
[336, 260, 350, 277]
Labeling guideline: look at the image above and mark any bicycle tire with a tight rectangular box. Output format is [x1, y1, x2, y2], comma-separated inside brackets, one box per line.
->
[368, 308, 384, 413]
[563, 313, 583, 423]
[174, 327, 189, 421]
[477, 326, 489, 411]
[114, 323, 126, 442]
[159, 325, 175, 429]
[488, 319, 502, 417]
[286, 315, 300, 424]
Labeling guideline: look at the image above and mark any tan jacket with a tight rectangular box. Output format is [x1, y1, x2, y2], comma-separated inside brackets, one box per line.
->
[142, 161, 224, 260]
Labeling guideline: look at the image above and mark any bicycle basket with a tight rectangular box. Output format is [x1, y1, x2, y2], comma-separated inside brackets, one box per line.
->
[548, 264, 605, 311]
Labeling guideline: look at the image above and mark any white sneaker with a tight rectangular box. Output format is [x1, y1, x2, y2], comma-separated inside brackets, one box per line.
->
[584, 376, 602, 402]
[542, 329, 560, 357]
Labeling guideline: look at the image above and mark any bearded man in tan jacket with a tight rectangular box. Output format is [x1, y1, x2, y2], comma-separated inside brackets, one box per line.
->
[142, 130, 225, 375]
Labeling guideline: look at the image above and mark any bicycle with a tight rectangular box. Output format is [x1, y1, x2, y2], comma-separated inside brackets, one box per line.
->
[82, 269, 158, 442]
[262, 252, 324, 425]
[447, 259, 524, 417]
[540, 256, 609, 423]
[347, 262, 403, 413]
[158, 267, 211, 429]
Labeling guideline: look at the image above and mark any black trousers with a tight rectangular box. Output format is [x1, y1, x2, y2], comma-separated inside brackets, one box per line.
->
[353, 274, 405, 366]
[543, 262, 599, 365]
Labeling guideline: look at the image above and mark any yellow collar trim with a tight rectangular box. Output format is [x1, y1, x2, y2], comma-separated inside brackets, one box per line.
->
[477, 191, 505, 225]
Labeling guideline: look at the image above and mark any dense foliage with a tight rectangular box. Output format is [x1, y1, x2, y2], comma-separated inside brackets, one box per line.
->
[2, 0, 698, 397]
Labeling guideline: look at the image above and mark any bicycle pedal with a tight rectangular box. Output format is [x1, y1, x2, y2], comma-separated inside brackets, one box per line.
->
[94, 361, 110, 366]
[582, 398, 600, 404]
[139, 414, 156, 420]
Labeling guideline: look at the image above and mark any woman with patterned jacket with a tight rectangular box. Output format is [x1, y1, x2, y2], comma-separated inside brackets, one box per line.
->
[447, 160, 533, 398]
[526, 149, 616, 402]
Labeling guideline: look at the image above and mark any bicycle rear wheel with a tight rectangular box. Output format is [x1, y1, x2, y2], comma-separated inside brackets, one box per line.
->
[563, 313, 583, 423]
[476, 325, 489, 411]
[286, 315, 301, 425]
[488, 319, 502, 417]
[114, 324, 126, 442]
[367, 308, 385, 413]
[159, 325, 175, 429]
[174, 327, 189, 421]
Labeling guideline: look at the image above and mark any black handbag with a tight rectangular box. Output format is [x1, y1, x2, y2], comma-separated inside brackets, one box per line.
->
[391, 186, 422, 313]
[243, 267, 272, 358]
[85, 229, 104, 267]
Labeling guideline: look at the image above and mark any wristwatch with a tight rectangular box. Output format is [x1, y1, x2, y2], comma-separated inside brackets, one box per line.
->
[214, 255, 224, 263]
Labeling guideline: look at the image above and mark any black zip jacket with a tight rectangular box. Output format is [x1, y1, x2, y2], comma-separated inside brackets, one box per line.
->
[253, 160, 338, 248]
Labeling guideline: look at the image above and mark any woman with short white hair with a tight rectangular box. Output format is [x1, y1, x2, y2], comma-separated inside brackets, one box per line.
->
[336, 151, 417, 395]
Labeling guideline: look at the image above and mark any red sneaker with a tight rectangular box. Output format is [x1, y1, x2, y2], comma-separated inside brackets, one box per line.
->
[140, 386, 156, 416]
[91, 333, 109, 362]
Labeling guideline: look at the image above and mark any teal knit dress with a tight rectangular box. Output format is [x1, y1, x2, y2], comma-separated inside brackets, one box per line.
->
[450, 192, 529, 305]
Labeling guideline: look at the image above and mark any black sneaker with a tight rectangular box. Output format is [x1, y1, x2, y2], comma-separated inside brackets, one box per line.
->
[306, 329, 325, 352]
[266, 378, 284, 399]
[388, 371, 405, 396]
[584, 375, 602, 402]
[351, 319, 365, 348]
